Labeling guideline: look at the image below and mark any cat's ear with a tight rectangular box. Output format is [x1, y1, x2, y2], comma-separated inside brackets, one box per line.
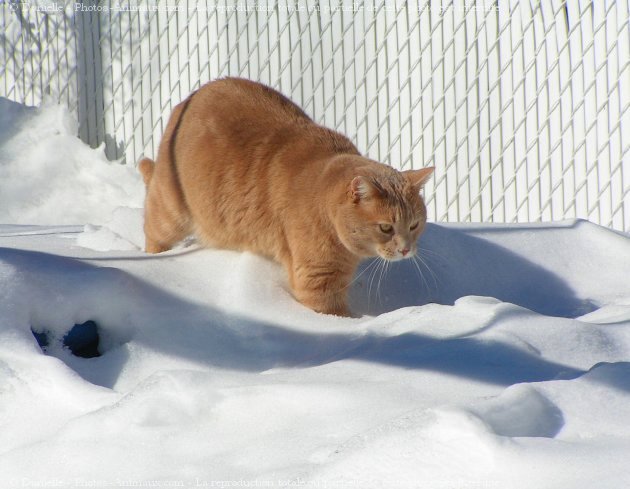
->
[350, 176, 379, 203]
[403, 167, 434, 190]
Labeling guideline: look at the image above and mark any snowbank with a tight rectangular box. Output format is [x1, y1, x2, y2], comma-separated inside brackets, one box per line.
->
[0, 97, 143, 225]
[1, 101, 630, 488]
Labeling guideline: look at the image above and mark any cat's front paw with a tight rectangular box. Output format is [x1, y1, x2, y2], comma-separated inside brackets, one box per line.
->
[322, 304, 354, 318]
[297, 294, 353, 317]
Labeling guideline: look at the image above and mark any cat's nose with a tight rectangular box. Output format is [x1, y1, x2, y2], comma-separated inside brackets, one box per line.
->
[400, 248, 410, 256]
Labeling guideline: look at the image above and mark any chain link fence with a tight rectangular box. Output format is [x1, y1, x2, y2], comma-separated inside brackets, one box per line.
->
[1, 0, 629, 231]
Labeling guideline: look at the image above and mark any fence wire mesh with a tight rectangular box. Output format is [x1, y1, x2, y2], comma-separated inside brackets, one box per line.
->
[1, 0, 629, 231]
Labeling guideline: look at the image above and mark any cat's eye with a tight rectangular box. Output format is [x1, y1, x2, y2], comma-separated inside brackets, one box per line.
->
[410, 222, 419, 231]
[379, 223, 394, 234]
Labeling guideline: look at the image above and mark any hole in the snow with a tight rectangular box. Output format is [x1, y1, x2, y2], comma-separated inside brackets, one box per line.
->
[31, 320, 101, 358]
[31, 329, 49, 350]
[64, 320, 101, 358]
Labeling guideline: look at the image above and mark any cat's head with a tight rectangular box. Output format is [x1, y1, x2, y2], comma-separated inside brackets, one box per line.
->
[335, 163, 434, 261]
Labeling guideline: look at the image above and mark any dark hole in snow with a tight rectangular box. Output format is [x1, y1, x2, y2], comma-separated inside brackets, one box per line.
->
[31, 330, 49, 349]
[31, 320, 101, 358]
[64, 321, 101, 358]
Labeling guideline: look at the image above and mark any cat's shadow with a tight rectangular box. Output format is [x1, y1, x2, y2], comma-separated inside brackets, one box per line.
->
[349, 222, 596, 319]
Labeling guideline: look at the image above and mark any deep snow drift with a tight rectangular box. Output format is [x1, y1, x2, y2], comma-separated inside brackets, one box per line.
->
[1, 101, 630, 488]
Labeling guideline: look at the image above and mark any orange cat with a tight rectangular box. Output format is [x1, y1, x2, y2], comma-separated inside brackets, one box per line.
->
[139, 78, 433, 316]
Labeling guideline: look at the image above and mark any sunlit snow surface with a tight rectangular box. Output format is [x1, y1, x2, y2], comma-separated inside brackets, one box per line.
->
[1, 100, 630, 488]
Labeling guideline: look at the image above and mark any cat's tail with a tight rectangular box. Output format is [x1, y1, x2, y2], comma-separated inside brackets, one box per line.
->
[138, 157, 155, 186]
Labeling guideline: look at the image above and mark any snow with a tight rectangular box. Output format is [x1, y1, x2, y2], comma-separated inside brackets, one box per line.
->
[1, 100, 630, 488]
[0, 98, 143, 226]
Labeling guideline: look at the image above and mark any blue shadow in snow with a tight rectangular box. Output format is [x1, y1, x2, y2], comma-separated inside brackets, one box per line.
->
[0, 247, 591, 391]
[350, 223, 597, 318]
[70, 312, 586, 389]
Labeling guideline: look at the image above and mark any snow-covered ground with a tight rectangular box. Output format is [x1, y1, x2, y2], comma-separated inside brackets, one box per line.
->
[1, 100, 630, 488]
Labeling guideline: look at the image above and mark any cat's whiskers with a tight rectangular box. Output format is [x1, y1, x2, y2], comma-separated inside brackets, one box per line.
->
[367, 258, 381, 311]
[379, 259, 391, 305]
[345, 251, 436, 313]
[410, 255, 430, 293]
[418, 246, 447, 264]
[344, 257, 380, 291]
[413, 253, 439, 291]
[417, 251, 440, 288]
[376, 257, 387, 305]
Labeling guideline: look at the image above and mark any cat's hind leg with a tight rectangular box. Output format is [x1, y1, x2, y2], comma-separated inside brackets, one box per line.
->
[139, 157, 192, 254]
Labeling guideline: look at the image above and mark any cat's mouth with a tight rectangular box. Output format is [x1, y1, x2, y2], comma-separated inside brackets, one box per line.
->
[377, 250, 415, 262]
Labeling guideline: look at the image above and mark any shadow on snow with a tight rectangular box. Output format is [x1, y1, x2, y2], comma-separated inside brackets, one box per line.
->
[0, 243, 605, 392]
[351, 223, 597, 318]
